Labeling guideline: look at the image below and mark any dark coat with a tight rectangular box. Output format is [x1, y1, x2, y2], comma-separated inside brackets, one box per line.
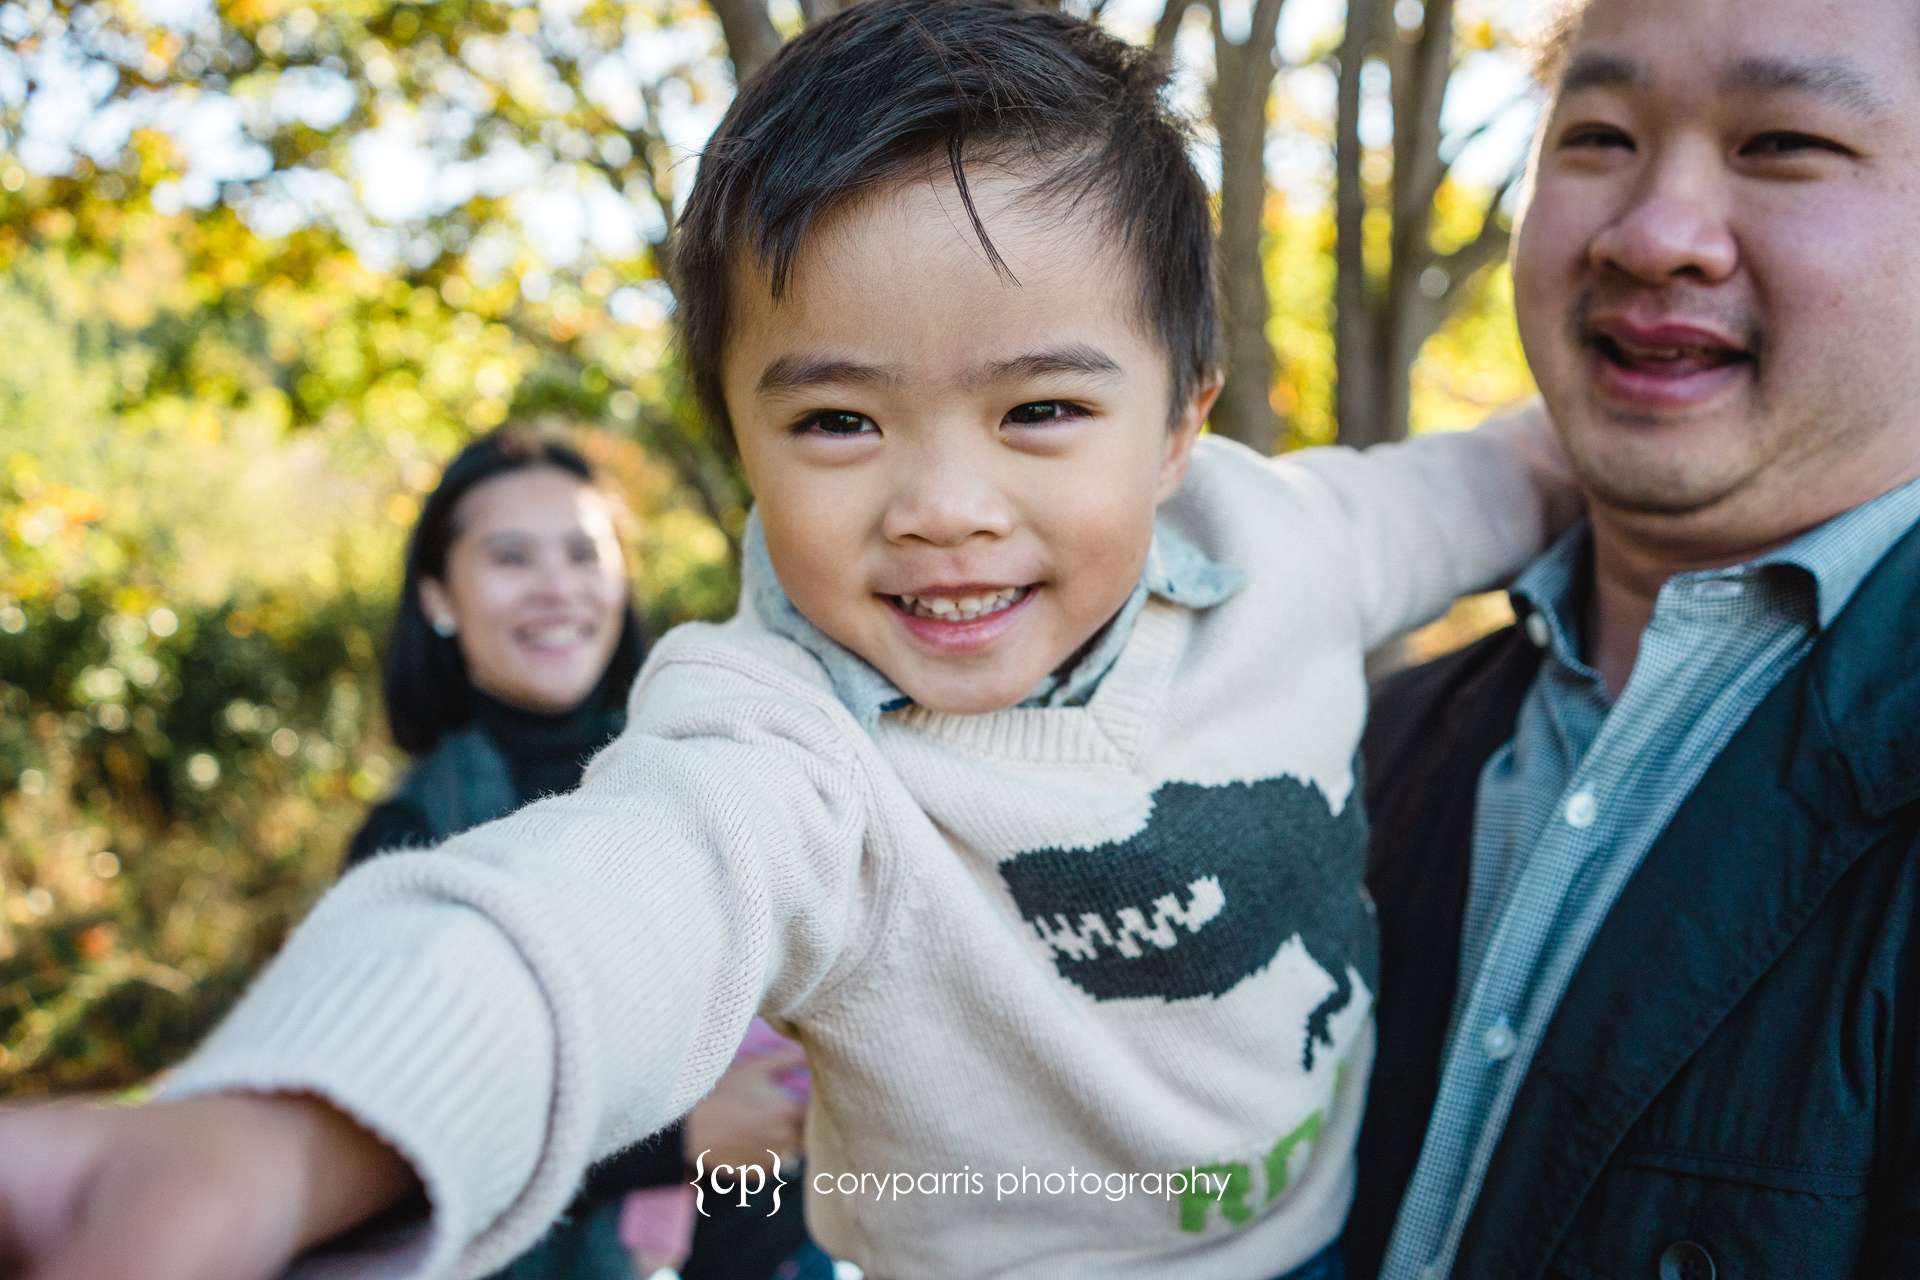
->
[1346, 518, 1920, 1280]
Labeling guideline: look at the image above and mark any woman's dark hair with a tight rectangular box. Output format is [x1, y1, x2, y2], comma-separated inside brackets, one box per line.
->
[673, 0, 1221, 444]
[382, 427, 647, 755]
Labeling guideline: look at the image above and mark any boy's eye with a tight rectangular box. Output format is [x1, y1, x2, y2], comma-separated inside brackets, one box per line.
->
[1004, 401, 1088, 427]
[793, 410, 876, 438]
[567, 540, 600, 564]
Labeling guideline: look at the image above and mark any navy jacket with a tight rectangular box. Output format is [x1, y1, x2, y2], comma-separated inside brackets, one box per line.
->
[1348, 519, 1920, 1280]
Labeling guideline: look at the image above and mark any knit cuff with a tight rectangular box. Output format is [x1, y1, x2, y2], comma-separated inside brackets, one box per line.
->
[160, 899, 559, 1280]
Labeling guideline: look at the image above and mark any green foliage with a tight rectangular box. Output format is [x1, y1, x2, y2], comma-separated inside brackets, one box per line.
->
[0, 582, 389, 1094]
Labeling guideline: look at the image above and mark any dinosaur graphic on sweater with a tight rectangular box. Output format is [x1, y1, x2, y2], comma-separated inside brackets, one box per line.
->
[999, 774, 1376, 1071]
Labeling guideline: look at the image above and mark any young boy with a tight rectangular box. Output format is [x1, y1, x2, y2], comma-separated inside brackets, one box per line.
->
[0, 3, 1575, 1277]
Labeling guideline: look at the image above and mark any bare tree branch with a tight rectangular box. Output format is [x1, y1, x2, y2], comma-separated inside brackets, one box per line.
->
[1418, 86, 1530, 216]
[1432, 159, 1523, 305]
[1151, 0, 1198, 59]
[707, 0, 781, 82]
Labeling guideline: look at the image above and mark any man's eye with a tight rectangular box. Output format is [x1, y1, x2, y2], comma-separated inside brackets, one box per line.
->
[1005, 401, 1088, 427]
[1560, 124, 1632, 151]
[1741, 131, 1847, 158]
[794, 411, 875, 437]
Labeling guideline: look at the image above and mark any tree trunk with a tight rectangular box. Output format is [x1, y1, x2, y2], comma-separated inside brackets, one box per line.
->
[1204, 0, 1289, 454]
[1334, 0, 1383, 446]
[1210, 50, 1281, 453]
[707, 0, 782, 82]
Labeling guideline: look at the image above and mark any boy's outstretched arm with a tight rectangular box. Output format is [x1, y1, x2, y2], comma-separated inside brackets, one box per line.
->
[3, 652, 876, 1280]
[0, 1092, 416, 1280]
[1283, 399, 1582, 650]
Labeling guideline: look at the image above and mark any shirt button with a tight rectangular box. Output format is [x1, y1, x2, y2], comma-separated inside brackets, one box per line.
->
[1659, 1240, 1717, 1280]
[1482, 1020, 1517, 1062]
[1696, 578, 1746, 601]
[1564, 789, 1599, 829]
[1524, 611, 1552, 648]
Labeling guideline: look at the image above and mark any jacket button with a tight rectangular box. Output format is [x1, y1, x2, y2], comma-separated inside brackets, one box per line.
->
[1658, 1240, 1715, 1280]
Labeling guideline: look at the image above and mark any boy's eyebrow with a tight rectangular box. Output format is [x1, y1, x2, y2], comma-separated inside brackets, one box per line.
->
[756, 354, 902, 398]
[755, 345, 1125, 399]
[969, 345, 1124, 387]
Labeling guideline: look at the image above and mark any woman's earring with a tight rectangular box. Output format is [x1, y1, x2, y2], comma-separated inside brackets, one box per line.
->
[431, 616, 457, 638]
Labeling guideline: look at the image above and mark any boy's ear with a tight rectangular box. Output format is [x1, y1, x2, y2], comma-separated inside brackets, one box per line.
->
[1155, 379, 1222, 503]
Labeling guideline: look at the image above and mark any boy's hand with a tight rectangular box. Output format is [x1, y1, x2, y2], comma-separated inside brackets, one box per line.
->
[0, 1092, 419, 1280]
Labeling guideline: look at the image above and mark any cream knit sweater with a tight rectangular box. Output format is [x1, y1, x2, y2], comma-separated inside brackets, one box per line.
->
[165, 425, 1567, 1280]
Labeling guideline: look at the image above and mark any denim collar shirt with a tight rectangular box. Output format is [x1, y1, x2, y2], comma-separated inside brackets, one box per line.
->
[742, 509, 1247, 729]
[1381, 475, 1920, 1280]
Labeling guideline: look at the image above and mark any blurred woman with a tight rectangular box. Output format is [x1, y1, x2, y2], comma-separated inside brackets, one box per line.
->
[349, 426, 827, 1280]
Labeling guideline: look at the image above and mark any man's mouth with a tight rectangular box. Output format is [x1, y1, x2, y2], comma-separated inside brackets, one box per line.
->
[890, 586, 1031, 622]
[1583, 315, 1757, 410]
[1592, 333, 1752, 377]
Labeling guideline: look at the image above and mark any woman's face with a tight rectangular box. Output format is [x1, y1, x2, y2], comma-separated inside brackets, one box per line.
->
[420, 466, 630, 714]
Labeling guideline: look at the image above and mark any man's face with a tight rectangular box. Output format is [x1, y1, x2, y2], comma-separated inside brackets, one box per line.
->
[1514, 0, 1920, 539]
[720, 167, 1207, 715]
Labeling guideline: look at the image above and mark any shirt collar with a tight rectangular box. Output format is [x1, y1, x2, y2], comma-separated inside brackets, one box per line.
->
[1512, 474, 1920, 671]
[742, 510, 1246, 728]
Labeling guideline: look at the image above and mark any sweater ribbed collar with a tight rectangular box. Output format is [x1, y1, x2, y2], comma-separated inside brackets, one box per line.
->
[742, 510, 1245, 729]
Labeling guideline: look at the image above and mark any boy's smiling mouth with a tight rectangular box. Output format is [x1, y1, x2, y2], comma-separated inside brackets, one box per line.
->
[891, 586, 1031, 621]
[883, 584, 1039, 653]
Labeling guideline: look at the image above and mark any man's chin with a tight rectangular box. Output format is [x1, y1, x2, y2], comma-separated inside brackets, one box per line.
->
[1575, 460, 1757, 520]
[1562, 423, 1763, 520]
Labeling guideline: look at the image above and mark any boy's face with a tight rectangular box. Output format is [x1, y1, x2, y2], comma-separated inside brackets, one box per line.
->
[722, 167, 1211, 715]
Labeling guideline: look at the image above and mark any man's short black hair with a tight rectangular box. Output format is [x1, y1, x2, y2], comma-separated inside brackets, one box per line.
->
[672, 0, 1221, 444]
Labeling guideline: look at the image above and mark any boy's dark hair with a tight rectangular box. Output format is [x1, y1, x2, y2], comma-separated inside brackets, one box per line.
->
[673, 0, 1221, 442]
[383, 427, 647, 756]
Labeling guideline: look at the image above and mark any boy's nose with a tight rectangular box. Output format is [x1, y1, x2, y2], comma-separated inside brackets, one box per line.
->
[881, 470, 1014, 547]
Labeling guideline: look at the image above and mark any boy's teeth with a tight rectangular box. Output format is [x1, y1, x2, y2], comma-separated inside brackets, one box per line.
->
[897, 587, 1024, 621]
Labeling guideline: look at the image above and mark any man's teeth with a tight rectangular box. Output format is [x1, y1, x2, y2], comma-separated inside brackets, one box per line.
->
[1611, 340, 1739, 364]
[896, 587, 1026, 621]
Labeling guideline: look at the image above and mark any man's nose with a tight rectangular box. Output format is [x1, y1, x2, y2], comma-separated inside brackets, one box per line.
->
[1588, 151, 1738, 284]
[880, 445, 1013, 547]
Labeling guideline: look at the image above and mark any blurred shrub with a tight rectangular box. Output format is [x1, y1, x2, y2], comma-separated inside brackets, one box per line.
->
[0, 585, 395, 1096]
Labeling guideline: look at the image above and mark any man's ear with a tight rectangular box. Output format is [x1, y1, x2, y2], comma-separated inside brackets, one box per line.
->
[1156, 379, 1222, 503]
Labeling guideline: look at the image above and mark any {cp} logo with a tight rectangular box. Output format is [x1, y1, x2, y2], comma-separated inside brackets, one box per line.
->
[689, 1150, 789, 1217]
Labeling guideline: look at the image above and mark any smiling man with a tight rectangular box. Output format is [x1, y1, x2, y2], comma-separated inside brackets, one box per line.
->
[1347, 0, 1920, 1276]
